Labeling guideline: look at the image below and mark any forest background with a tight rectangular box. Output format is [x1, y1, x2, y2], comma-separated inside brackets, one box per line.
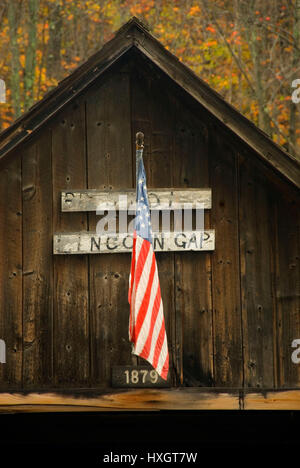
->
[0, 0, 300, 159]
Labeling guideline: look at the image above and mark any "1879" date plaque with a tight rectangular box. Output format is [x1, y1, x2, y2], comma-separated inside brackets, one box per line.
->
[112, 366, 171, 388]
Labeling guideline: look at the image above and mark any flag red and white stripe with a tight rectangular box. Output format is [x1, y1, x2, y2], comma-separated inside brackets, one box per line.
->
[128, 233, 169, 380]
[128, 146, 169, 380]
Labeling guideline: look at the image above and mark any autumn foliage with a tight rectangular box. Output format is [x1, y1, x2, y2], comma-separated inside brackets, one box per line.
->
[0, 0, 299, 157]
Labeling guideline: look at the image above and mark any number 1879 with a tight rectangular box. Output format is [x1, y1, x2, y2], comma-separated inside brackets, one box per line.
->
[124, 369, 158, 384]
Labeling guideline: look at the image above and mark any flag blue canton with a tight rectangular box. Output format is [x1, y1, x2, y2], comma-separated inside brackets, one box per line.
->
[135, 154, 152, 243]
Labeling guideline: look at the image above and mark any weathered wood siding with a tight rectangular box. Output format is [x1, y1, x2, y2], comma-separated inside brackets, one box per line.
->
[0, 52, 299, 391]
[22, 128, 53, 388]
[0, 153, 22, 388]
[86, 70, 133, 386]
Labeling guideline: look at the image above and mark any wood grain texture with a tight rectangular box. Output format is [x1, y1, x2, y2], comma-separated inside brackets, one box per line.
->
[244, 390, 300, 409]
[239, 157, 276, 388]
[0, 154, 22, 388]
[61, 188, 212, 211]
[52, 99, 89, 386]
[173, 98, 214, 387]
[22, 129, 53, 388]
[0, 388, 240, 411]
[0, 388, 300, 412]
[275, 192, 300, 388]
[86, 71, 133, 385]
[210, 128, 243, 386]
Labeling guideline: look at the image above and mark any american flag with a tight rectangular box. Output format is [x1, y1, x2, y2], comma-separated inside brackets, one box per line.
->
[128, 148, 169, 380]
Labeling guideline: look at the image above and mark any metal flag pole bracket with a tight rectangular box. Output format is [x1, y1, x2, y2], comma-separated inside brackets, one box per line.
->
[136, 131, 144, 188]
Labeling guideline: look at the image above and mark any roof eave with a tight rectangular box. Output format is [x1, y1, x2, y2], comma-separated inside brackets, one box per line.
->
[129, 25, 300, 189]
[0, 25, 136, 164]
[0, 17, 299, 189]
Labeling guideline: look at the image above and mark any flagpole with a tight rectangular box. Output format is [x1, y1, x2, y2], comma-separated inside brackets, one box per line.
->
[129, 131, 169, 380]
[136, 132, 144, 192]
[132, 131, 144, 359]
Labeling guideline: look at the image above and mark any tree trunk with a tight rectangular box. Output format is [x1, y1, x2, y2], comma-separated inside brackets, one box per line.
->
[8, 0, 21, 118]
[24, 0, 38, 111]
[47, 1, 63, 83]
[247, 2, 271, 136]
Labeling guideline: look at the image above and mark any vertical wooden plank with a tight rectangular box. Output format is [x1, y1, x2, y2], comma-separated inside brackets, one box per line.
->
[210, 129, 243, 386]
[52, 100, 89, 386]
[275, 193, 300, 388]
[86, 71, 133, 386]
[131, 67, 176, 383]
[149, 76, 175, 384]
[239, 157, 276, 388]
[0, 155, 22, 389]
[22, 129, 53, 388]
[173, 104, 213, 386]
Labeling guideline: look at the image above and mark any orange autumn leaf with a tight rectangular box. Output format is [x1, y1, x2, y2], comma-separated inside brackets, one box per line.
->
[206, 26, 216, 33]
[189, 5, 201, 16]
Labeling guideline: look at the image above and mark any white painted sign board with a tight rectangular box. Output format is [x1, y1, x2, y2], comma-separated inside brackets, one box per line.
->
[61, 189, 212, 211]
[54, 230, 215, 254]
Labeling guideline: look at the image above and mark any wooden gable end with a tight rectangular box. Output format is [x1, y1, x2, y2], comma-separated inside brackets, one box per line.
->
[0, 45, 299, 410]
